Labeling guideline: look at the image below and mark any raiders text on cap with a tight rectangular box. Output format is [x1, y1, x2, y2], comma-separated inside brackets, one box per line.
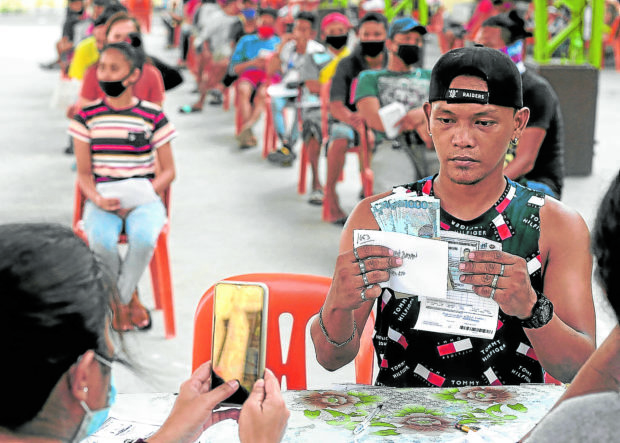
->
[445, 88, 490, 104]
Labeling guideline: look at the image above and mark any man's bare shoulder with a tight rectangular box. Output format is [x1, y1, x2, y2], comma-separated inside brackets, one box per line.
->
[539, 196, 590, 252]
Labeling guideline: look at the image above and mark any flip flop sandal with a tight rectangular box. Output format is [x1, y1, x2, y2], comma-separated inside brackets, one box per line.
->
[178, 104, 202, 114]
[129, 292, 153, 331]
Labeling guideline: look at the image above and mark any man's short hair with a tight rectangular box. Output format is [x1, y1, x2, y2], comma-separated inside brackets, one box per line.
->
[358, 11, 388, 31]
[295, 11, 316, 26]
[428, 45, 523, 109]
[258, 7, 278, 19]
[482, 10, 533, 45]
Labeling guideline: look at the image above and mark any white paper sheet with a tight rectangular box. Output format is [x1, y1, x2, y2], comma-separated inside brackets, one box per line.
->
[353, 229, 448, 299]
[96, 178, 159, 209]
[413, 231, 501, 339]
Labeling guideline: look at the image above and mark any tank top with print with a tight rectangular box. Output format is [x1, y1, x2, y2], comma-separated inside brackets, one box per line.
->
[373, 176, 547, 388]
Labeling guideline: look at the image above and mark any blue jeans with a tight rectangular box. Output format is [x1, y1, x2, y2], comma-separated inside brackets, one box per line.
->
[271, 96, 299, 146]
[84, 199, 166, 304]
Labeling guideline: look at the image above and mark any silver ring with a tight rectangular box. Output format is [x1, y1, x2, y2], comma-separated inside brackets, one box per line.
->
[499, 264, 505, 276]
[491, 274, 499, 289]
[359, 259, 367, 274]
[362, 272, 369, 286]
[361, 288, 368, 302]
[490, 287, 496, 300]
[353, 248, 360, 261]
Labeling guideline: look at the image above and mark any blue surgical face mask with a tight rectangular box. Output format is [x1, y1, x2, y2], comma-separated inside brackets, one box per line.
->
[73, 375, 117, 441]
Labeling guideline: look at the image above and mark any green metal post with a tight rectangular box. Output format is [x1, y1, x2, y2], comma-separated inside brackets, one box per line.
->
[533, 0, 549, 63]
[589, 0, 605, 68]
[418, 0, 428, 26]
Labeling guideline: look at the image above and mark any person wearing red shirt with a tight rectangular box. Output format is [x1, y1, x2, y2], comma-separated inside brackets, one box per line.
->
[79, 12, 165, 106]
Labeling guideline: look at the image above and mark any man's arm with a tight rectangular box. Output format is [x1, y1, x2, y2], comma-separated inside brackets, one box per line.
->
[504, 127, 546, 179]
[311, 192, 402, 370]
[525, 199, 596, 381]
[520, 326, 619, 441]
[330, 100, 364, 129]
[356, 96, 385, 133]
[460, 198, 595, 382]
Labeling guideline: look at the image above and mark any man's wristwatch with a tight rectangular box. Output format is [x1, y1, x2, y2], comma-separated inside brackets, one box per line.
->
[520, 290, 554, 329]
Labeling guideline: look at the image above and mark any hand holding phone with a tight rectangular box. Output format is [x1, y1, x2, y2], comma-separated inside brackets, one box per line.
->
[210, 281, 269, 406]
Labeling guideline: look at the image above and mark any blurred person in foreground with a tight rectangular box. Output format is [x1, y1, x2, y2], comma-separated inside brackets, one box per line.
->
[311, 46, 595, 387]
[0, 223, 289, 442]
[523, 172, 620, 441]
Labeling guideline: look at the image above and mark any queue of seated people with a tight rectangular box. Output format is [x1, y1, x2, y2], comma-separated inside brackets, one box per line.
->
[172, 0, 565, 227]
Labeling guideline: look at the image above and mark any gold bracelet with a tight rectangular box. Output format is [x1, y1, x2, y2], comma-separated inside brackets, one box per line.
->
[318, 305, 357, 348]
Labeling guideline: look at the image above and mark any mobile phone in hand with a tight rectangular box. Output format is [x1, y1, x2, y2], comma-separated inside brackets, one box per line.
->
[210, 281, 269, 406]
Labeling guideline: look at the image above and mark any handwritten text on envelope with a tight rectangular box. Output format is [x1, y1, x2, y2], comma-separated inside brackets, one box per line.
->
[353, 230, 448, 299]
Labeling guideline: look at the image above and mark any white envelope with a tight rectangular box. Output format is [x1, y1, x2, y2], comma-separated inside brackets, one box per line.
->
[96, 178, 158, 209]
[378, 102, 406, 139]
[354, 229, 448, 299]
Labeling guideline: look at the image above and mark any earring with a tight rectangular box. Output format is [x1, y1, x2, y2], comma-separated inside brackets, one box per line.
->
[83, 386, 88, 393]
[510, 137, 519, 146]
[428, 132, 432, 137]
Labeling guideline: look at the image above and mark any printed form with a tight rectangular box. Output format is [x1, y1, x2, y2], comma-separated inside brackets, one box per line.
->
[414, 231, 501, 339]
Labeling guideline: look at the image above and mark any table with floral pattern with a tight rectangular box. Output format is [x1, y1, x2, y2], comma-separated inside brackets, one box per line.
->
[279, 383, 565, 442]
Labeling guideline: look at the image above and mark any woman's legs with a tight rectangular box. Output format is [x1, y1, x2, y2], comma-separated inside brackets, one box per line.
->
[119, 199, 166, 304]
[83, 201, 123, 281]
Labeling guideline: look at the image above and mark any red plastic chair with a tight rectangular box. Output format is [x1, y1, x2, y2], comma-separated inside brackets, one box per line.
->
[192, 273, 375, 388]
[222, 86, 230, 112]
[603, 15, 620, 71]
[262, 93, 278, 158]
[72, 182, 176, 338]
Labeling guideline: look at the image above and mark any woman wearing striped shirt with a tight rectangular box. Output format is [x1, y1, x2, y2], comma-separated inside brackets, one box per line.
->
[69, 41, 176, 332]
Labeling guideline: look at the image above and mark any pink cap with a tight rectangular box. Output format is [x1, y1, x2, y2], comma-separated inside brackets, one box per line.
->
[321, 12, 351, 32]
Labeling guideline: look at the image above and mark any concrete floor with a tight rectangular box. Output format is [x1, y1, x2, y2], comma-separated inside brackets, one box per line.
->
[0, 9, 617, 394]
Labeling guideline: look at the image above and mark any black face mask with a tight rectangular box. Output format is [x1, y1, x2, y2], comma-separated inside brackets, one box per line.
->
[360, 40, 385, 58]
[397, 44, 421, 66]
[325, 34, 348, 50]
[99, 71, 133, 98]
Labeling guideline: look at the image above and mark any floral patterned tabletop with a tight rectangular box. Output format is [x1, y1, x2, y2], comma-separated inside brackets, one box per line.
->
[279, 384, 565, 442]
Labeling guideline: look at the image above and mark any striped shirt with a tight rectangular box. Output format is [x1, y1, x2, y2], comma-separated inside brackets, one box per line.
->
[69, 99, 176, 183]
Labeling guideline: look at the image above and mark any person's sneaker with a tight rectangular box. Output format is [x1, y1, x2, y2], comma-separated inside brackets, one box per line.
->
[208, 90, 223, 106]
[267, 146, 297, 166]
[64, 145, 74, 155]
[308, 189, 324, 205]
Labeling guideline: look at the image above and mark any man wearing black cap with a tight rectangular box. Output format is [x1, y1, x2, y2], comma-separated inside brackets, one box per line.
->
[312, 46, 595, 388]
[477, 11, 565, 199]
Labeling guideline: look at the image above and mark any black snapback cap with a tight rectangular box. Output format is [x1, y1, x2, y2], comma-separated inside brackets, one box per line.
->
[428, 45, 523, 109]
